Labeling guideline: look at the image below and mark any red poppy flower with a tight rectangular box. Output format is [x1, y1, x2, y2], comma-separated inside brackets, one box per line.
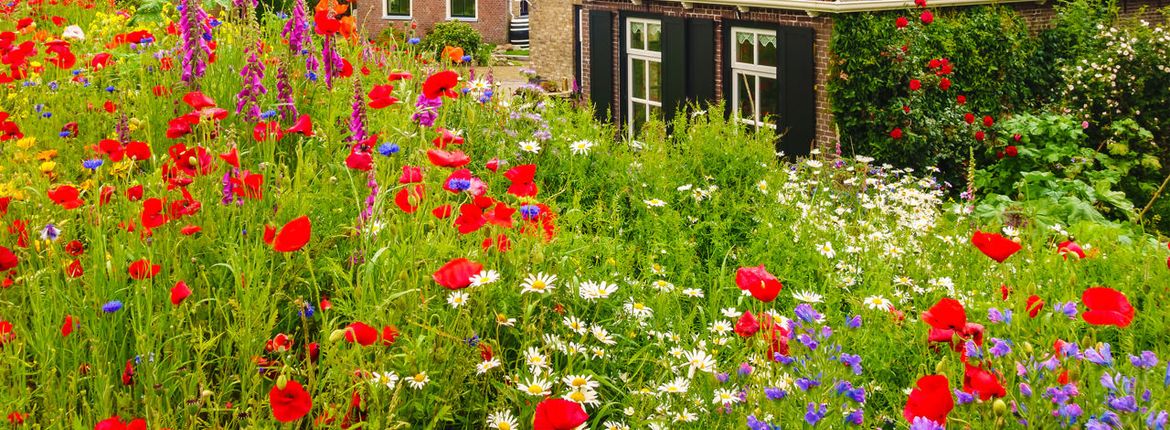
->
[167, 143, 213, 176]
[923, 297, 984, 350]
[895, 16, 909, 28]
[171, 281, 192, 305]
[141, 198, 168, 230]
[388, 71, 413, 81]
[266, 333, 293, 352]
[970, 231, 1021, 263]
[422, 70, 460, 99]
[253, 121, 284, 142]
[1057, 240, 1085, 259]
[66, 258, 84, 278]
[482, 233, 512, 252]
[180, 225, 202, 235]
[734, 265, 783, 302]
[432, 258, 483, 290]
[1025, 295, 1044, 318]
[398, 165, 424, 183]
[432, 128, 464, 148]
[64, 240, 84, 256]
[346, 147, 373, 171]
[47, 185, 84, 209]
[0, 196, 9, 216]
[486, 157, 501, 172]
[264, 216, 311, 252]
[381, 325, 399, 346]
[533, 398, 589, 430]
[126, 185, 144, 201]
[286, 114, 314, 136]
[432, 204, 453, 218]
[367, 84, 399, 109]
[426, 149, 470, 168]
[94, 416, 147, 430]
[7, 411, 25, 425]
[0, 320, 13, 346]
[44, 40, 77, 69]
[127, 259, 161, 280]
[61, 314, 75, 337]
[0, 246, 17, 271]
[904, 374, 953, 425]
[504, 164, 539, 197]
[231, 171, 264, 200]
[121, 359, 134, 385]
[962, 363, 1006, 400]
[269, 380, 313, 422]
[1081, 287, 1135, 328]
[182, 91, 217, 111]
[394, 184, 425, 213]
[735, 310, 760, 337]
[344, 322, 379, 346]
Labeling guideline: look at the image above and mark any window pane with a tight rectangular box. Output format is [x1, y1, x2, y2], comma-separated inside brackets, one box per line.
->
[632, 59, 645, 100]
[451, 0, 474, 18]
[736, 32, 754, 65]
[649, 104, 661, 121]
[758, 34, 778, 67]
[633, 102, 647, 134]
[647, 60, 660, 102]
[647, 23, 661, 52]
[736, 73, 754, 121]
[387, 0, 408, 15]
[630, 23, 644, 51]
[759, 76, 778, 125]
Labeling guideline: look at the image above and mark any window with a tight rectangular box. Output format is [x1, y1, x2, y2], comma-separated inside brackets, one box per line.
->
[519, 0, 529, 17]
[383, 0, 409, 18]
[448, 0, 476, 20]
[730, 27, 778, 130]
[626, 19, 662, 137]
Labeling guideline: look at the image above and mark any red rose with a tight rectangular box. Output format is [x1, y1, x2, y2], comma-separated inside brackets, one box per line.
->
[920, 10, 934, 24]
[1005, 145, 1018, 157]
[909, 79, 921, 91]
[974, 130, 985, 141]
[982, 115, 994, 127]
[895, 16, 909, 28]
[963, 113, 975, 125]
[890, 128, 904, 139]
[956, 95, 967, 105]
[938, 77, 951, 91]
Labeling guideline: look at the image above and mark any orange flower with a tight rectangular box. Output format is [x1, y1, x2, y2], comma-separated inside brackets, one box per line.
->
[442, 46, 465, 63]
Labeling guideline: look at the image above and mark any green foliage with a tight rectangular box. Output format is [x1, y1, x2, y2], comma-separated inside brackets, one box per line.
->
[972, 113, 1141, 229]
[420, 21, 487, 64]
[829, 6, 1047, 185]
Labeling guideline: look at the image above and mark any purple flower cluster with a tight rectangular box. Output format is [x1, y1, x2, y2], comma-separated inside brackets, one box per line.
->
[348, 78, 368, 142]
[412, 95, 442, 127]
[281, 0, 310, 55]
[235, 40, 267, 122]
[275, 65, 297, 121]
[178, 0, 212, 84]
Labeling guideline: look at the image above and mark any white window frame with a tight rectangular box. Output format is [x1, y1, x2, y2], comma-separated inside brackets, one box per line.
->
[382, 0, 411, 20]
[625, 18, 663, 137]
[446, 0, 478, 21]
[730, 27, 778, 130]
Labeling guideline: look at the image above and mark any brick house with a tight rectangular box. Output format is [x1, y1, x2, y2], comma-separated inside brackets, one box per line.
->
[352, 0, 529, 45]
[529, 0, 1168, 156]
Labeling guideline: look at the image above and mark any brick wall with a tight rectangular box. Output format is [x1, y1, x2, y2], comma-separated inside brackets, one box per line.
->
[530, 0, 576, 83]
[353, 0, 512, 44]
[579, 0, 837, 149]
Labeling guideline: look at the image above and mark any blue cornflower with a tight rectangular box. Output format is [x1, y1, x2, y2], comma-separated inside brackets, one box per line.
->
[34, 103, 44, 113]
[209, 18, 222, 27]
[764, 387, 787, 400]
[300, 304, 315, 318]
[102, 300, 124, 313]
[446, 178, 472, 191]
[83, 159, 104, 170]
[408, 37, 420, 44]
[276, 11, 289, 18]
[105, 85, 116, 93]
[804, 403, 827, 426]
[461, 55, 472, 63]
[139, 36, 154, 44]
[307, 71, 318, 81]
[40, 224, 60, 241]
[378, 143, 400, 156]
[202, 32, 213, 42]
[1055, 301, 1078, 319]
[59, 130, 72, 137]
[41, 112, 52, 118]
[773, 352, 795, 365]
[520, 204, 541, 220]
[464, 334, 479, 347]
[260, 110, 278, 119]
[48, 81, 59, 91]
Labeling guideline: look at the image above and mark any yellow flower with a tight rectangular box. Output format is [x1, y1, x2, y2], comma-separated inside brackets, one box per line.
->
[16, 136, 36, 149]
[36, 150, 58, 161]
[40, 161, 57, 174]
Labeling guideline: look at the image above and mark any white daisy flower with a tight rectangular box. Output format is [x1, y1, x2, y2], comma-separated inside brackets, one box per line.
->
[792, 290, 823, 303]
[518, 376, 551, 396]
[644, 198, 667, 208]
[521, 272, 557, 294]
[487, 410, 519, 430]
[863, 295, 892, 310]
[563, 316, 588, 335]
[407, 372, 429, 389]
[447, 291, 469, 308]
[518, 140, 542, 154]
[470, 270, 500, 287]
[477, 357, 502, 374]
[369, 371, 399, 389]
[570, 140, 594, 155]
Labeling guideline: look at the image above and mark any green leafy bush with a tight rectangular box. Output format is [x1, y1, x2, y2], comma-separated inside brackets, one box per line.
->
[420, 21, 486, 64]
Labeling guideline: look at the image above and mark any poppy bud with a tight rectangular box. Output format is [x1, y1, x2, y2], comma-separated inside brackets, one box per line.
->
[201, 389, 214, 398]
[992, 399, 1007, 416]
[276, 374, 288, 390]
[1023, 342, 1034, 354]
[935, 357, 947, 374]
[329, 329, 348, 342]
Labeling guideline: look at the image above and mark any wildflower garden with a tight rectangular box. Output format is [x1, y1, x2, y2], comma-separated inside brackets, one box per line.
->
[0, 0, 1169, 428]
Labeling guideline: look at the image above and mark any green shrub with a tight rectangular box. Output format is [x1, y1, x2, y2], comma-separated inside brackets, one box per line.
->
[420, 21, 485, 64]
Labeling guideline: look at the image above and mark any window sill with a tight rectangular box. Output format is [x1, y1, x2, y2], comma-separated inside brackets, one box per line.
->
[448, 16, 479, 22]
[382, 15, 412, 20]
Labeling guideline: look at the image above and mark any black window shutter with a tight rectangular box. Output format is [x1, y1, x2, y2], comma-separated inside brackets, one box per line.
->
[660, 16, 686, 123]
[778, 26, 816, 156]
[588, 10, 614, 123]
[686, 19, 716, 109]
